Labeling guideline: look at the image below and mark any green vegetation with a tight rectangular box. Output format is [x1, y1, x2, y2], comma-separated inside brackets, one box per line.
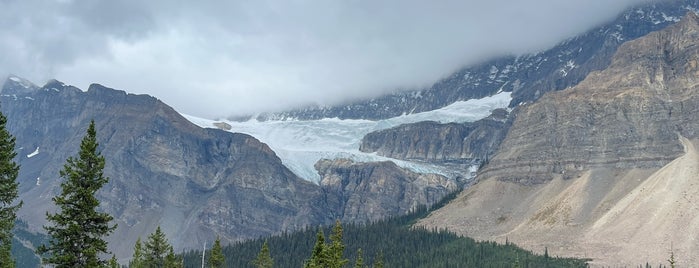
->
[209, 236, 226, 268]
[181, 191, 590, 267]
[143, 225, 182, 267]
[37, 120, 117, 267]
[0, 110, 21, 268]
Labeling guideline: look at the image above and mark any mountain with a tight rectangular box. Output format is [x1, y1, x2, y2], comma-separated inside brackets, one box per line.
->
[261, 0, 699, 121]
[417, 12, 699, 266]
[0, 78, 457, 260]
[359, 108, 510, 164]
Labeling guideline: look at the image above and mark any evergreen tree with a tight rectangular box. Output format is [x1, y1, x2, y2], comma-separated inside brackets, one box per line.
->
[144, 226, 171, 268]
[0, 111, 20, 268]
[252, 240, 273, 268]
[130, 237, 145, 268]
[353, 249, 364, 268]
[326, 220, 348, 268]
[108, 254, 119, 268]
[304, 229, 326, 268]
[164, 246, 182, 268]
[372, 251, 383, 268]
[667, 249, 676, 268]
[209, 236, 225, 268]
[37, 120, 117, 267]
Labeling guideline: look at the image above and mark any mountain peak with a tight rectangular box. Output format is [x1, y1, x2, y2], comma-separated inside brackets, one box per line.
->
[2, 75, 39, 94]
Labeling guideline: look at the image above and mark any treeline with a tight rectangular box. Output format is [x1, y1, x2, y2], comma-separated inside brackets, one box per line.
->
[182, 191, 591, 268]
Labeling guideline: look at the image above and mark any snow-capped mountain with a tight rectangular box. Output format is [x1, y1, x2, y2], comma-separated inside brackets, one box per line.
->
[259, 0, 699, 121]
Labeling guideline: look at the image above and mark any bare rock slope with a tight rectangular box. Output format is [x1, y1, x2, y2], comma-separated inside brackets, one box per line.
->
[418, 12, 699, 266]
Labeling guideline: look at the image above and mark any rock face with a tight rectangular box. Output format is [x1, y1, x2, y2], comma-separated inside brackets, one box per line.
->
[1, 78, 457, 260]
[261, 0, 699, 121]
[1, 80, 332, 258]
[316, 159, 457, 223]
[418, 12, 699, 266]
[359, 109, 510, 163]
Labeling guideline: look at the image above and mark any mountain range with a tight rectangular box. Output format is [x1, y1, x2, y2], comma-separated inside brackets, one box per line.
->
[5, 0, 699, 266]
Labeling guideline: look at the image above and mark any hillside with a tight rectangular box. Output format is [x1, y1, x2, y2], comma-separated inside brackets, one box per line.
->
[418, 12, 699, 266]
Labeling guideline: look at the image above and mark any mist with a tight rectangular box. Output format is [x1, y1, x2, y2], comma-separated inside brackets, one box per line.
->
[0, 0, 657, 118]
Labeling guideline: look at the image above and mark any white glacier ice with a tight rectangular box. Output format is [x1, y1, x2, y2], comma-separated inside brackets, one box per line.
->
[183, 92, 511, 183]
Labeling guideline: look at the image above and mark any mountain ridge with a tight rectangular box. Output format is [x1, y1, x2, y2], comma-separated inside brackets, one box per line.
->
[417, 11, 699, 266]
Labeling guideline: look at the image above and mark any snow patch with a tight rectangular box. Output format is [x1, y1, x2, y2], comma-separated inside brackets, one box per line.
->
[36, 177, 40, 186]
[183, 92, 512, 182]
[27, 147, 39, 158]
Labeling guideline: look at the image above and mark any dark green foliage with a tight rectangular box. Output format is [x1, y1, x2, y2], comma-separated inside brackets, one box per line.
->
[181, 190, 590, 267]
[37, 120, 117, 267]
[353, 249, 363, 268]
[304, 229, 326, 268]
[130, 237, 145, 268]
[108, 254, 119, 268]
[164, 246, 183, 268]
[209, 236, 225, 268]
[326, 220, 348, 268]
[144, 226, 172, 267]
[252, 240, 272, 268]
[0, 111, 21, 268]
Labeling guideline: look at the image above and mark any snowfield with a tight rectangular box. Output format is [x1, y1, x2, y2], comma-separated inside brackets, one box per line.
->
[183, 92, 511, 183]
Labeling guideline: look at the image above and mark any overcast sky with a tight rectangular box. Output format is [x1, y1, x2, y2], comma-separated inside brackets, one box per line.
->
[1, 0, 656, 118]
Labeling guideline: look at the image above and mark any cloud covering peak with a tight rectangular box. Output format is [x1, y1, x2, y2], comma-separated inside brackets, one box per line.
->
[1, 0, 654, 118]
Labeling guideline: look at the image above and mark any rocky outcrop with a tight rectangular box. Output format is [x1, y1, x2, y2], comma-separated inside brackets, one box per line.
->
[481, 11, 699, 184]
[261, 0, 699, 121]
[359, 109, 509, 163]
[1, 80, 332, 258]
[418, 12, 699, 266]
[316, 158, 457, 223]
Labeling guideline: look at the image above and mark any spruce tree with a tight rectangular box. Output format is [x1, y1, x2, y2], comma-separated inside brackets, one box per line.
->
[0, 111, 20, 268]
[326, 220, 348, 268]
[108, 254, 119, 268]
[144, 226, 172, 268]
[209, 236, 225, 268]
[304, 229, 326, 268]
[372, 251, 383, 268]
[37, 120, 117, 267]
[164, 246, 182, 268]
[130, 237, 145, 268]
[252, 240, 272, 268]
[353, 248, 364, 268]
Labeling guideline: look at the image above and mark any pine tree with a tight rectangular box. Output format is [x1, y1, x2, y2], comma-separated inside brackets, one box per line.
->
[353, 248, 364, 268]
[0, 111, 20, 268]
[372, 251, 383, 268]
[252, 240, 273, 268]
[108, 254, 119, 268]
[304, 229, 326, 268]
[130, 237, 145, 268]
[37, 120, 117, 267]
[668, 248, 676, 268]
[164, 246, 182, 268]
[209, 236, 225, 268]
[326, 220, 348, 268]
[144, 226, 171, 268]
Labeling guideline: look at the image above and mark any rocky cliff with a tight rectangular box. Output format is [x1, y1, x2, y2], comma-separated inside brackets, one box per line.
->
[359, 109, 509, 163]
[418, 12, 699, 266]
[316, 158, 457, 223]
[2, 80, 334, 257]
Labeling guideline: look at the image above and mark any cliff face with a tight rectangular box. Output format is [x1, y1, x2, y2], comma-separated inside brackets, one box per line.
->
[1, 81, 331, 258]
[418, 12, 699, 266]
[359, 109, 509, 163]
[2, 78, 457, 260]
[316, 159, 457, 223]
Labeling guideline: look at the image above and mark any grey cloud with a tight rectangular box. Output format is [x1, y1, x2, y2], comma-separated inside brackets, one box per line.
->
[1, 0, 657, 118]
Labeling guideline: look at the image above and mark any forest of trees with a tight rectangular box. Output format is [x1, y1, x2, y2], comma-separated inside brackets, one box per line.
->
[181, 191, 592, 268]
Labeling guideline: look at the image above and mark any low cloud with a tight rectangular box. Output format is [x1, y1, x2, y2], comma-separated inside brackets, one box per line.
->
[1, 0, 656, 118]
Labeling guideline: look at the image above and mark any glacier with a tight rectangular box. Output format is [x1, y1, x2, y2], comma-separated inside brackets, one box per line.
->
[184, 92, 511, 183]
